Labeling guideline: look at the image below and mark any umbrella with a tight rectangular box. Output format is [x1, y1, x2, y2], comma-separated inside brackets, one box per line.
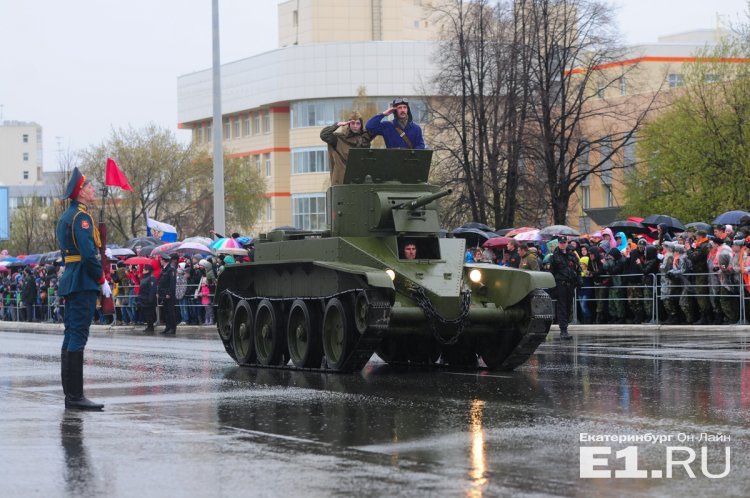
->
[22, 254, 42, 265]
[216, 247, 249, 256]
[482, 236, 511, 249]
[210, 237, 242, 250]
[452, 227, 497, 247]
[176, 242, 212, 254]
[505, 226, 537, 237]
[109, 248, 135, 258]
[459, 221, 493, 232]
[0, 256, 22, 263]
[150, 242, 183, 258]
[182, 236, 213, 247]
[495, 228, 514, 236]
[712, 210, 750, 226]
[606, 220, 647, 236]
[514, 229, 541, 241]
[236, 236, 254, 247]
[38, 250, 62, 265]
[685, 222, 712, 233]
[125, 237, 164, 250]
[641, 214, 686, 232]
[539, 225, 580, 236]
[124, 256, 154, 265]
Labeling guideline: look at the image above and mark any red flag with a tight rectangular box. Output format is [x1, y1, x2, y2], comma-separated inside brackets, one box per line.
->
[105, 158, 133, 191]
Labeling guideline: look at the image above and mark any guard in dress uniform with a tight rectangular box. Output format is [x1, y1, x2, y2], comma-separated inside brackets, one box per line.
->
[56, 167, 109, 410]
[157, 254, 177, 335]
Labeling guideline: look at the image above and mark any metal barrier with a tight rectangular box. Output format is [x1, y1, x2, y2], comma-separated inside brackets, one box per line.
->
[572, 271, 748, 325]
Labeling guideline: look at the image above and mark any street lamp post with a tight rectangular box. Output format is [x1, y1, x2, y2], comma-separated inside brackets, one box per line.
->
[211, 0, 226, 235]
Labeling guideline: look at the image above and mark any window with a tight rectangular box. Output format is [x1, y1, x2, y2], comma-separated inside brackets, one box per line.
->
[600, 138, 612, 185]
[581, 186, 590, 209]
[595, 81, 605, 98]
[705, 74, 720, 83]
[603, 185, 614, 207]
[23, 171, 29, 180]
[291, 98, 428, 129]
[266, 198, 272, 221]
[254, 155, 261, 174]
[292, 193, 327, 230]
[22, 134, 29, 143]
[254, 113, 261, 135]
[243, 115, 251, 136]
[668, 73, 684, 88]
[223, 118, 231, 139]
[23, 152, 29, 161]
[264, 153, 271, 176]
[193, 127, 202, 144]
[292, 10, 298, 26]
[579, 143, 590, 186]
[263, 111, 271, 133]
[619, 77, 627, 96]
[205, 125, 212, 143]
[233, 117, 241, 139]
[292, 147, 329, 174]
[623, 138, 636, 176]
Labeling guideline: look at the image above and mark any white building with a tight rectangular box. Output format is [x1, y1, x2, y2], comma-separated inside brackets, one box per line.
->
[0, 121, 43, 186]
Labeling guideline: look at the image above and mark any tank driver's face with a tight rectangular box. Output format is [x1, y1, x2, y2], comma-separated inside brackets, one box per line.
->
[395, 104, 409, 120]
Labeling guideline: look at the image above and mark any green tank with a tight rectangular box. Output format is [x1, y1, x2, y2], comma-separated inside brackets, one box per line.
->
[215, 148, 555, 372]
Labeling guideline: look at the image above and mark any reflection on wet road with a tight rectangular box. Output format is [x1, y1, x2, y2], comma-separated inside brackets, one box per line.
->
[1, 329, 749, 497]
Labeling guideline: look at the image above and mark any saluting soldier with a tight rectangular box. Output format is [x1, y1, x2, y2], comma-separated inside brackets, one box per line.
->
[157, 254, 177, 335]
[56, 167, 110, 410]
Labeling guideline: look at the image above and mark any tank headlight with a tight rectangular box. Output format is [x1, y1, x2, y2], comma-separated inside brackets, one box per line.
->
[385, 269, 396, 281]
[469, 269, 482, 283]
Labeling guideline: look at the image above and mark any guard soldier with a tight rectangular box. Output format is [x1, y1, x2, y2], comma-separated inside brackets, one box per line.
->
[56, 167, 109, 410]
[550, 236, 580, 340]
[158, 254, 177, 335]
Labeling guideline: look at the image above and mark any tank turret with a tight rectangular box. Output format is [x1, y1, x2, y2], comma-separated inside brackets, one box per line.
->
[215, 148, 555, 373]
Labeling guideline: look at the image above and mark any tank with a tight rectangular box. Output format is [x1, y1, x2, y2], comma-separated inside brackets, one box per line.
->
[215, 148, 555, 372]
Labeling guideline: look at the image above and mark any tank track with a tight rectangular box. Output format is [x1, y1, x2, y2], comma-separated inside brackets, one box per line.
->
[218, 287, 393, 373]
[496, 289, 554, 370]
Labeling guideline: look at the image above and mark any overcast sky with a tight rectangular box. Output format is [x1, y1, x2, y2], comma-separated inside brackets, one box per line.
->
[0, 0, 747, 173]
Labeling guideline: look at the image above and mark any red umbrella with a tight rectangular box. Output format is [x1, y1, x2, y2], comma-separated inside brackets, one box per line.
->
[482, 236, 511, 249]
[124, 256, 153, 265]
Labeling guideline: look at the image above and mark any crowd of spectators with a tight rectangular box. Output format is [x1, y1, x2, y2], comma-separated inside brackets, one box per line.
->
[467, 223, 750, 325]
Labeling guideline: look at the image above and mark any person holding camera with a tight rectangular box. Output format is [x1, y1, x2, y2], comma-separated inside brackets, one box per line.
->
[320, 111, 373, 185]
[366, 98, 426, 150]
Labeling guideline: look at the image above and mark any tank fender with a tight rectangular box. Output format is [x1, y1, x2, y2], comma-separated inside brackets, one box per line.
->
[464, 264, 555, 308]
[313, 261, 395, 291]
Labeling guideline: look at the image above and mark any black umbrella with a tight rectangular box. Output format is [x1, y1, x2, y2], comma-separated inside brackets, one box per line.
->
[685, 222, 712, 233]
[452, 227, 497, 247]
[495, 228, 514, 236]
[38, 250, 62, 265]
[641, 214, 686, 232]
[135, 244, 159, 256]
[712, 210, 750, 226]
[460, 221, 493, 232]
[539, 225, 580, 236]
[606, 220, 647, 236]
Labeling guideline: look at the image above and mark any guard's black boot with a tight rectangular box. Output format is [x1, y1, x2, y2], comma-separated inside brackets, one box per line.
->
[560, 330, 573, 340]
[693, 314, 708, 326]
[60, 349, 69, 397]
[65, 351, 103, 411]
[143, 324, 154, 333]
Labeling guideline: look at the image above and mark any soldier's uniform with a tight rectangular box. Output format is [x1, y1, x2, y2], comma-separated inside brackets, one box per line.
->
[56, 167, 105, 410]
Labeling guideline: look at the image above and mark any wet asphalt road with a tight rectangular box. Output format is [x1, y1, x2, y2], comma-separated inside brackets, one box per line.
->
[1, 325, 749, 498]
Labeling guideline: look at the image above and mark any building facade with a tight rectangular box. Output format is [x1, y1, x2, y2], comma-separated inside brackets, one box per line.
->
[569, 29, 740, 232]
[0, 121, 43, 186]
[177, 0, 440, 233]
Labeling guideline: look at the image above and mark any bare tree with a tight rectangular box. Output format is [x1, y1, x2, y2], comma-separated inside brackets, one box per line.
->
[523, 0, 662, 224]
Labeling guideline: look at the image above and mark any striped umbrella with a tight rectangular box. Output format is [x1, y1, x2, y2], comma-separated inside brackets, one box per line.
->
[210, 237, 242, 251]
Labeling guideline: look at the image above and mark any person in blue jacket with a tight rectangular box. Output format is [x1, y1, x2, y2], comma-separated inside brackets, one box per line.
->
[366, 98, 426, 149]
[56, 167, 109, 410]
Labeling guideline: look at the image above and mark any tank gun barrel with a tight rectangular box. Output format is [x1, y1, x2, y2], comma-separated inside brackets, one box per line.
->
[394, 189, 452, 211]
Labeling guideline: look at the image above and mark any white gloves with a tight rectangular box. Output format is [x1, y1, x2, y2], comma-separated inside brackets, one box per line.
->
[105, 247, 113, 260]
[101, 280, 112, 298]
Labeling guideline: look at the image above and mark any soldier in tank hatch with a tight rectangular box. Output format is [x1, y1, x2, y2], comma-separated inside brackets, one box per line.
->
[366, 98, 426, 150]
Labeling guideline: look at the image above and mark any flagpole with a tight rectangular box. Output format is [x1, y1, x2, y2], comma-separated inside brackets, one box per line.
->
[211, 0, 226, 235]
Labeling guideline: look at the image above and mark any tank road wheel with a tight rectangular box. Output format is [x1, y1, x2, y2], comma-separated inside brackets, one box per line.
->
[232, 300, 256, 364]
[254, 300, 286, 366]
[217, 291, 235, 341]
[353, 292, 369, 334]
[286, 300, 323, 368]
[322, 297, 358, 371]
